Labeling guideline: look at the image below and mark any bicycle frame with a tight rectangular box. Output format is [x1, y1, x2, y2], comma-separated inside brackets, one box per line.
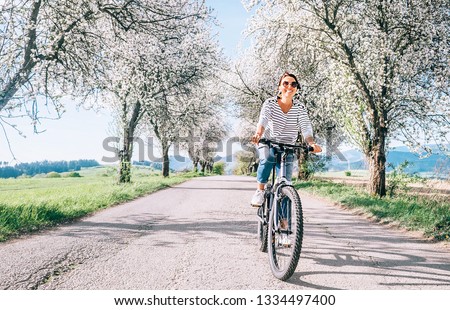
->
[257, 141, 301, 232]
[271, 146, 293, 232]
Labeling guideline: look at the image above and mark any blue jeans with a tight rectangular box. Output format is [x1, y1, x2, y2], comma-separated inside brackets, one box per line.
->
[256, 144, 295, 184]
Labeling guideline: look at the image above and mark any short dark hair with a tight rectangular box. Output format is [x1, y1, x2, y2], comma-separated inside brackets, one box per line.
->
[277, 71, 300, 89]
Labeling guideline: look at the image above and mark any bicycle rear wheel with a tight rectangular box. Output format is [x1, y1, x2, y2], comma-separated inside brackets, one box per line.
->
[268, 185, 303, 280]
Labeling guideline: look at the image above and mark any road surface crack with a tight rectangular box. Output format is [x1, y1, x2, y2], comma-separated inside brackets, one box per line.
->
[8, 245, 96, 290]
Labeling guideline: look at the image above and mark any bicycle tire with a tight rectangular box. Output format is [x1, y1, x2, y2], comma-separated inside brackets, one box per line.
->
[257, 197, 269, 252]
[268, 185, 303, 281]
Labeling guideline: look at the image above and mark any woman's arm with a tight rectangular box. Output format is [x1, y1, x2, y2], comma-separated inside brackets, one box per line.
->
[251, 124, 265, 144]
[299, 104, 322, 153]
[252, 99, 271, 144]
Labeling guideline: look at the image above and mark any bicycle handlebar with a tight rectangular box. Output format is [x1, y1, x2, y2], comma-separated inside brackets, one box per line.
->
[259, 138, 314, 152]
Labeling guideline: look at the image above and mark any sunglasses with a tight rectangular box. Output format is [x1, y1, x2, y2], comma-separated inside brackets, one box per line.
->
[281, 81, 298, 88]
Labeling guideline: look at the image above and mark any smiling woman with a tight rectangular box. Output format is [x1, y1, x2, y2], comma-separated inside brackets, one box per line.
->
[250, 71, 321, 207]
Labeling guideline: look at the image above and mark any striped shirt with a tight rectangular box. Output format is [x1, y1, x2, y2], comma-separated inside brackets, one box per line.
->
[258, 96, 313, 144]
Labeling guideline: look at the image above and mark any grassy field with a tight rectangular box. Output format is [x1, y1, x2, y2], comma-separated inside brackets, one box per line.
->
[315, 170, 370, 179]
[294, 178, 450, 241]
[0, 166, 196, 242]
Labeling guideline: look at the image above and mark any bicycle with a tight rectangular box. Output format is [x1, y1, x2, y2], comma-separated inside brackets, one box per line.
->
[256, 138, 313, 281]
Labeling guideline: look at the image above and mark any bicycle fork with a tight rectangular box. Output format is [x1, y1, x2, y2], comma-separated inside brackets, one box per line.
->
[257, 185, 290, 232]
[273, 185, 288, 232]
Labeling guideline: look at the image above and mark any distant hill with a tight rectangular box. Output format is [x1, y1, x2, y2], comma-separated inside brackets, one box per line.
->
[327, 145, 449, 177]
[386, 151, 448, 174]
[0, 159, 100, 178]
[134, 156, 193, 172]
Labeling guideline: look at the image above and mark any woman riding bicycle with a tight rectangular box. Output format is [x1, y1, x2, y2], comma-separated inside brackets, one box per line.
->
[250, 71, 322, 207]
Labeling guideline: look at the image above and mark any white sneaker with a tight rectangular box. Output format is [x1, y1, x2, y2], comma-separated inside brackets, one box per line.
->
[279, 234, 292, 248]
[250, 189, 265, 207]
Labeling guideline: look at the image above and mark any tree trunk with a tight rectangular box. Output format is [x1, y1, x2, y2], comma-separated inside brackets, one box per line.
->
[192, 158, 199, 172]
[200, 160, 206, 174]
[207, 162, 213, 173]
[297, 151, 311, 180]
[367, 113, 387, 197]
[119, 126, 132, 183]
[325, 125, 334, 161]
[162, 141, 170, 177]
[296, 131, 312, 179]
[193, 161, 197, 172]
[118, 101, 141, 183]
[368, 142, 387, 197]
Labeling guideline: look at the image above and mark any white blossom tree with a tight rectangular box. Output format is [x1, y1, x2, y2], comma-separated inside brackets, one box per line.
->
[146, 76, 226, 177]
[222, 46, 280, 123]
[0, 0, 211, 154]
[241, 0, 449, 196]
[101, 1, 223, 180]
[179, 81, 228, 173]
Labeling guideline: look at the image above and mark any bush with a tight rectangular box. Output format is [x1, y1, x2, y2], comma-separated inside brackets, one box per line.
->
[345, 171, 352, 177]
[387, 161, 424, 198]
[233, 163, 247, 175]
[17, 174, 31, 179]
[233, 150, 257, 175]
[298, 154, 326, 180]
[213, 162, 225, 175]
[100, 167, 117, 177]
[65, 172, 81, 178]
[46, 172, 61, 178]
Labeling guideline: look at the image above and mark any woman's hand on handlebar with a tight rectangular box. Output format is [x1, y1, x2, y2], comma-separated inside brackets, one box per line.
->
[310, 143, 322, 153]
[251, 133, 261, 144]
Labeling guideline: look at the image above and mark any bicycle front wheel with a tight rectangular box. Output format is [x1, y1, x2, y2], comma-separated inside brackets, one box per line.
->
[257, 197, 269, 252]
[268, 186, 303, 281]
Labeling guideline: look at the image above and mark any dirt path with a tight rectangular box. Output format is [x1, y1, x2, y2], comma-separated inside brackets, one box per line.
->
[0, 175, 449, 289]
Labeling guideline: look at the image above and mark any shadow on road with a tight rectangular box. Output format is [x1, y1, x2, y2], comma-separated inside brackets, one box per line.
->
[284, 222, 450, 289]
[171, 186, 255, 191]
[61, 215, 255, 242]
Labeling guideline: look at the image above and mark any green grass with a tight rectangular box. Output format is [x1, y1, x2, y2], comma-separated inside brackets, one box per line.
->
[0, 167, 196, 242]
[294, 179, 450, 241]
[315, 170, 369, 179]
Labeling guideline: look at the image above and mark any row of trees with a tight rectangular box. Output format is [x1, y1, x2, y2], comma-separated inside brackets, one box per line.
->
[0, 159, 99, 178]
[1, 0, 227, 181]
[227, 0, 449, 197]
[3, 1, 448, 193]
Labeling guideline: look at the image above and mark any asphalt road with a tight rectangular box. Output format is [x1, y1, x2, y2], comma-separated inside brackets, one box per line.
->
[1, 175, 449, 290]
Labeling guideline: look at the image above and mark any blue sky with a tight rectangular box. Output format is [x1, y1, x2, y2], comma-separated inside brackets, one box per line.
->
[0, 0, 251, 164]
